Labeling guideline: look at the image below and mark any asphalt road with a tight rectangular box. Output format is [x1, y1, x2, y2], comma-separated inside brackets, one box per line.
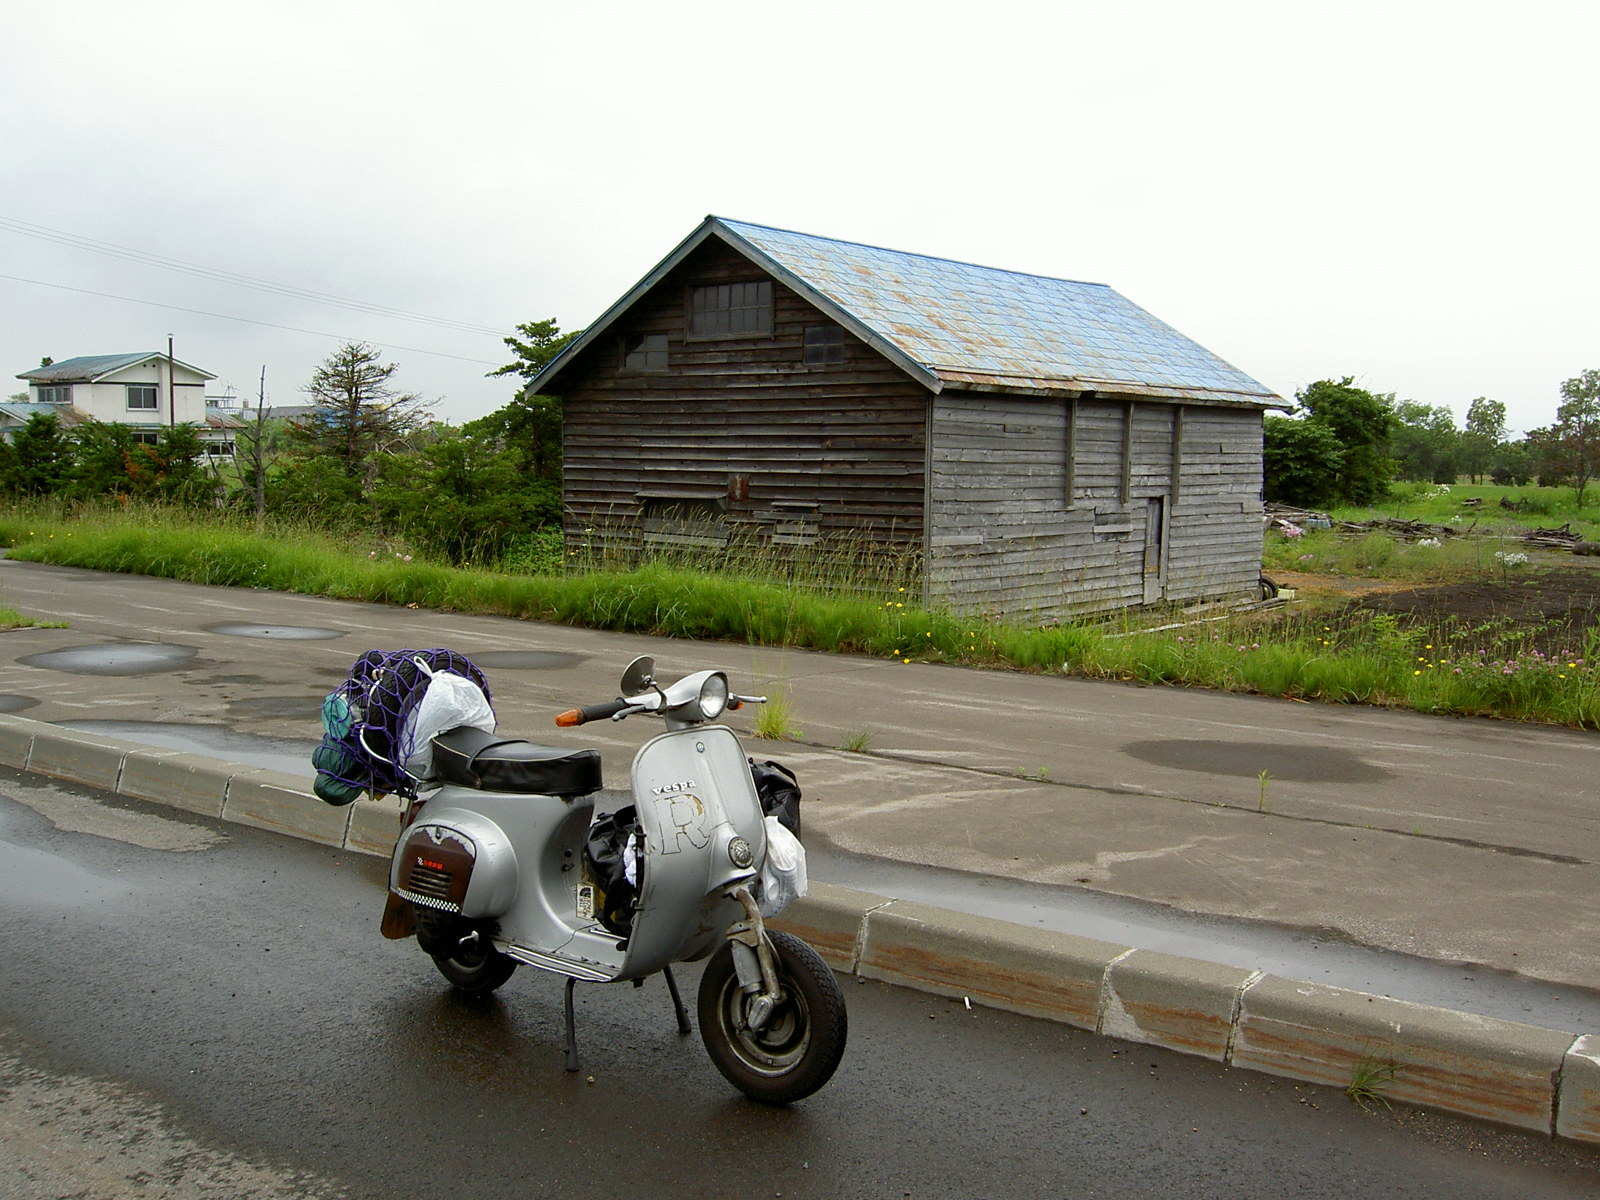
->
[3, 558, 1600, 1002]
[3, 770, 1599, 1199]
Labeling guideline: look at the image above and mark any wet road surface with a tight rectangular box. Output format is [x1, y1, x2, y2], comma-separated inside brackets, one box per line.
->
[2, 770, 1598, 1199]
[5, 562, 1600, 1042]
[49, 716, 1600, 1034]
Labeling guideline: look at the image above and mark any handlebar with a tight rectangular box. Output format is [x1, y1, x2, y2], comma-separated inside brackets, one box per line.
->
[555, 676, 768, 728]
[555, 698, 635, 727]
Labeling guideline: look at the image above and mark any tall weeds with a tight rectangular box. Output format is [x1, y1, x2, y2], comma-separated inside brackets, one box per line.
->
[3, 500, 1596, 727]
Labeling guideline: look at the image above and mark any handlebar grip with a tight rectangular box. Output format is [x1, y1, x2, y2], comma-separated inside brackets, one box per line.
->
[555, 698, 630, 727]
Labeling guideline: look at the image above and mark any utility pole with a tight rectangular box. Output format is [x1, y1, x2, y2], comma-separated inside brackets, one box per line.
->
[167, 335, 176, 427]
[253, 365, 268, 534]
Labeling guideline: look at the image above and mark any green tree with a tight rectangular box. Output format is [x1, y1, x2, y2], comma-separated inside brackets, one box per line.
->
[370, 430, 559, 564]
[1295, 378, 1396, 506]
[264, 453, 365, 524]
[7, 413, 72, 496]
[1490, 438, 1534, 487]
[1390, 401, 1461, 483]
[1544, 369, 1600, 505]
[1462, 397, 1507, 484]
[462, 393, 563, 484]
[290, 342, 435, 483]
[471, 317, 579, 491]
[489, 317, 579, 385]
[69, 421, 207, 501]
[1263, 414, 1345, 507]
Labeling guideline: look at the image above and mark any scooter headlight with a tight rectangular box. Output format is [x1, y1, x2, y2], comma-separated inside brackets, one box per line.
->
[698, 672, 729, 720]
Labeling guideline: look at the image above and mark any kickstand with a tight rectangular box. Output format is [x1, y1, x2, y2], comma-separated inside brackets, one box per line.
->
[563, 977, 580, 1072]
[662, 965, 691, 1036]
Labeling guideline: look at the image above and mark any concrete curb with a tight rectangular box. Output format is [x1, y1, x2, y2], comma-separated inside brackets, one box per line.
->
[3, 711, 1595, 1144]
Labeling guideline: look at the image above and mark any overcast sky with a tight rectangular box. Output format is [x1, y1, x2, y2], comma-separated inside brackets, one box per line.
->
[3, 1, 1594, 435]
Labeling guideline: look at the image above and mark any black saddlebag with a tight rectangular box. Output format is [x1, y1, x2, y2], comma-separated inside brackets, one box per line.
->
[430, 726, 601, 796]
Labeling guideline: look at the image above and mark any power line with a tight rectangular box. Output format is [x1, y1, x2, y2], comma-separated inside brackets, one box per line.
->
[0, 272, 504, 367]
[0, 214, 508, 337]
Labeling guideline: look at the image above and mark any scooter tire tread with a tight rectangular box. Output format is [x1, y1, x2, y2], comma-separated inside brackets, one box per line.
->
[697, 931, 847, 1105]
[430, 945, 518, 994]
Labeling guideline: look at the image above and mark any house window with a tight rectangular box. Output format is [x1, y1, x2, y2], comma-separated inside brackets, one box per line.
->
[803, 325, 846, 365]
[622, 333, 668, 371]
[126, 384, 158, 411]
[130, 431, 160, 446]
[689, 281, 772, 338]
[37, 384, 71, 404]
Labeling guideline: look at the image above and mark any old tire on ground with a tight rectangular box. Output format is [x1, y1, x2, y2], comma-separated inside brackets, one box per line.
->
[697, 931, 847, 1104]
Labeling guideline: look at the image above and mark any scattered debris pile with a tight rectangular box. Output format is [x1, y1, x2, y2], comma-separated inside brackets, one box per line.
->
[1263, 504, 1456, 542]
[1520, 524, 1600, 555]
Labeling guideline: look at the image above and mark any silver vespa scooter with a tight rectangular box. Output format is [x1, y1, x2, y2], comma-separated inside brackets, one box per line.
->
[380, 655, 847, 1104]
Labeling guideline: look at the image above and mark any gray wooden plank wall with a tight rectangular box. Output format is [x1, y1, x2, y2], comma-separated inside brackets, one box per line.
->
[927, 392, 1263, 618]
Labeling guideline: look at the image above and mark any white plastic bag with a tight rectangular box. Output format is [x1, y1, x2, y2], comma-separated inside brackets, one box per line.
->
[400, 668, 496, 779]
[758, 815, 807, 917]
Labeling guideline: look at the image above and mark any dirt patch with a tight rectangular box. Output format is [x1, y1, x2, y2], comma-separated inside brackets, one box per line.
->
[1294, 565, 1600, 658]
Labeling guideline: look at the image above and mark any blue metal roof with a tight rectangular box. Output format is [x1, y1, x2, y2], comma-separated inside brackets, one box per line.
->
[531, 217, 1281, 406]
[717, 219, 1277, 404]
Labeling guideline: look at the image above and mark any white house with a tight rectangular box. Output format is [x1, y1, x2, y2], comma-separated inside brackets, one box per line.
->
[12, 352, 242, 456]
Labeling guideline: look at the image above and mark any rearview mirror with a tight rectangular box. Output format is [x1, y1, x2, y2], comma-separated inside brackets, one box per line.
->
[620, 655, 655, 696]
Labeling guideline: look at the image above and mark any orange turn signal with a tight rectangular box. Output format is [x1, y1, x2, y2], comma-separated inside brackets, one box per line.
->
[555, 709, 582, 727]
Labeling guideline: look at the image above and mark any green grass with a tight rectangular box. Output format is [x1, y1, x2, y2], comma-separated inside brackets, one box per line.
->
[1342, 482, 1600, 539]
[0, 606, 64, 630]
[1346, 1052, 1401, 1112]
[3, 499, 1598, 728]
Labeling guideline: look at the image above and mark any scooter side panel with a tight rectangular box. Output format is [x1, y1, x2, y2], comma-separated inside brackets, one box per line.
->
[398, 788, 621, 976]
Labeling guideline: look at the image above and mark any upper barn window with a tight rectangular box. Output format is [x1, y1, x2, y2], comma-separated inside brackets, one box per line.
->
[689, 281, 772, 338]
[803, 325, 846, 365]
[622, 333, 668, 371]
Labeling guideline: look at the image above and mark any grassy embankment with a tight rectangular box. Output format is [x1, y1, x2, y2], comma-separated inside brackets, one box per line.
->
[2, 489, 1598, 727]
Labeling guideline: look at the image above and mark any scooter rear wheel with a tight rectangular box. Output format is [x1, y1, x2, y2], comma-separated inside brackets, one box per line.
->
[697, 931, 847, 1104]
[430, 938, 518, 994]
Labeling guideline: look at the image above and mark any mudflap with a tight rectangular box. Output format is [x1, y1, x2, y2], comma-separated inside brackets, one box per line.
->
[380, 890, 417, 940]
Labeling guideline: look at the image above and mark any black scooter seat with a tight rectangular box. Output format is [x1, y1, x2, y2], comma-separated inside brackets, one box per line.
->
[430, 726, 602, 796]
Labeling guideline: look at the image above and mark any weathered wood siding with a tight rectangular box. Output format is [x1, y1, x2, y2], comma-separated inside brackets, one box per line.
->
[926, 391, 1262, 618]
[557, 241, 928, 551]
[1164, 404, 1266, 605]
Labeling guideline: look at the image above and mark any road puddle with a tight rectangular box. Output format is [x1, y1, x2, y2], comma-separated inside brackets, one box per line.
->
[203, 623, 343, 641]
[19, 643, 197, 676]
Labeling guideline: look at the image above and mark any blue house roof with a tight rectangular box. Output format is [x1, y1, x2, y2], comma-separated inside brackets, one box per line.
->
[532, 217, 1281, 407]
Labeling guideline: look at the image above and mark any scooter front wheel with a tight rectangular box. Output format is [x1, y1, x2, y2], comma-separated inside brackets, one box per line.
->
[698, 931, 847, 1104]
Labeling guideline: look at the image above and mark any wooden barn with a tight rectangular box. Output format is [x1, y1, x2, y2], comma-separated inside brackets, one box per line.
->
[528, 217, 1284, 619]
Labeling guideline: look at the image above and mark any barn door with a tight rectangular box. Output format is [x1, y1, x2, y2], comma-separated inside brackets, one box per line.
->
[1142, 496, 1166, 604]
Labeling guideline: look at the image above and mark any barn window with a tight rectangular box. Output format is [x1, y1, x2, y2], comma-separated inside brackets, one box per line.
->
[689, 281, 772, 337]
[622, 333, 668, 371]
[803, 325, 846, 364]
